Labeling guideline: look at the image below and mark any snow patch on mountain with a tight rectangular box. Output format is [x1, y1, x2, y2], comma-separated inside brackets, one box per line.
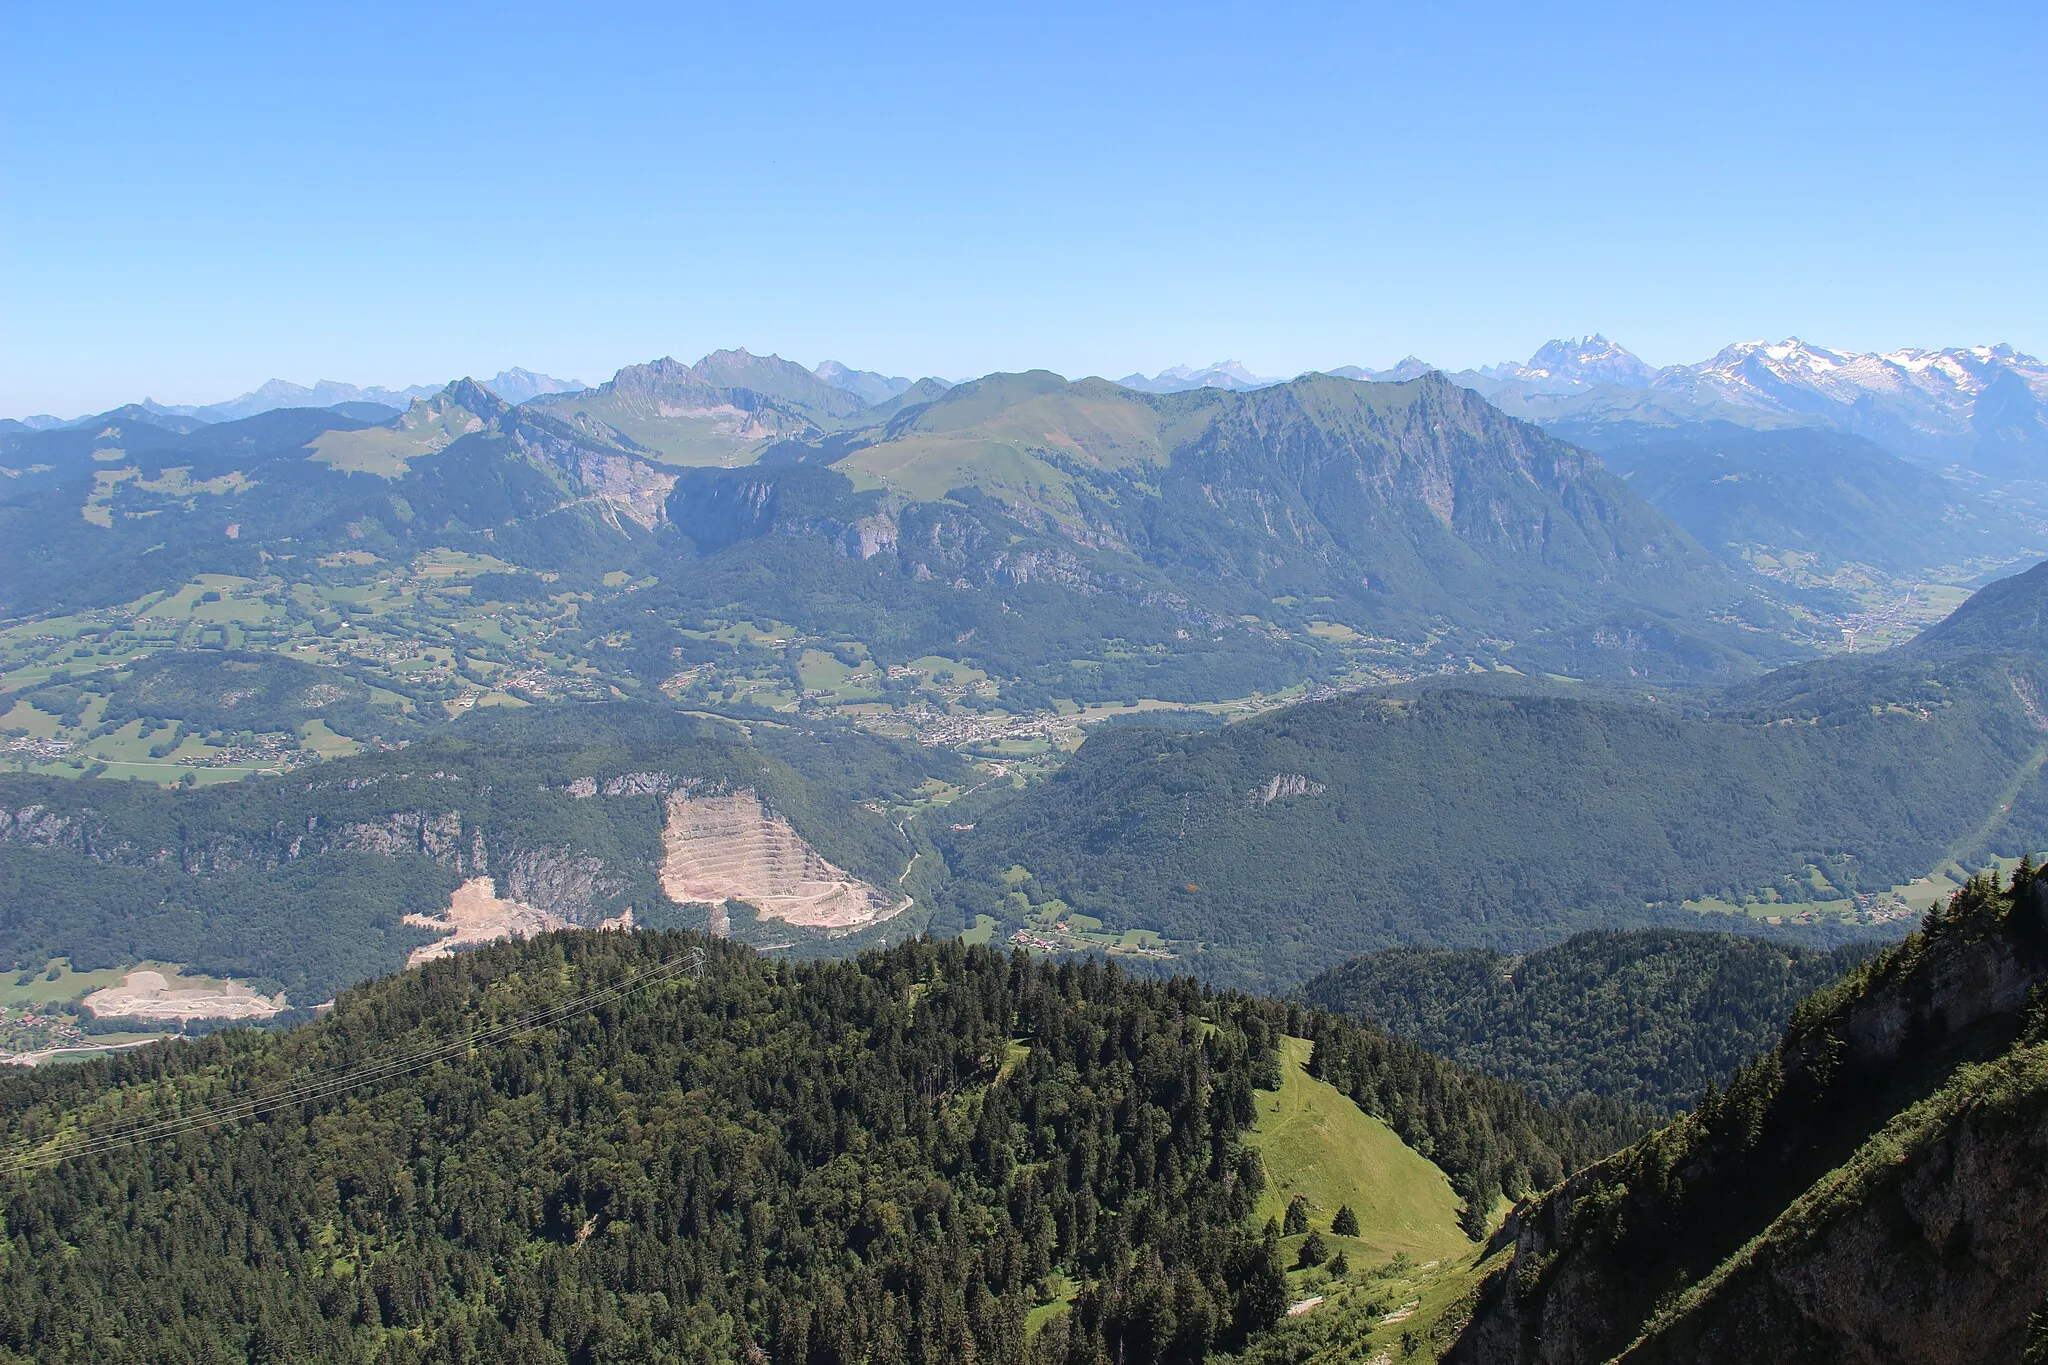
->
[1118, 361, 1285, 393]
[1480, 335, 1659, 392]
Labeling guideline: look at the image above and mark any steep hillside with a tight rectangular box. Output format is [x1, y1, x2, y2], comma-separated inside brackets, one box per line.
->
[1451, 867, 2048, 1364]
[940, 639, 2048, 988]
[1905, 556, 2048, 659]
[1302, 931, 1873, 1116]
[1586, 424, 2029, 579]
[0, 934, 1613, 1363]
[0, 703, 957, 1001]
[669, 370, 1800, 684]
[0, 378, 680, 618]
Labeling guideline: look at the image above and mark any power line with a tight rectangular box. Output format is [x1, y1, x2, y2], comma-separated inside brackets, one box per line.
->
[6, 944, 709, 1174]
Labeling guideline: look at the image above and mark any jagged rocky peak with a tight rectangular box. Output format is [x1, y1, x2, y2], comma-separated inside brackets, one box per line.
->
[1482, 335, 1659, 391]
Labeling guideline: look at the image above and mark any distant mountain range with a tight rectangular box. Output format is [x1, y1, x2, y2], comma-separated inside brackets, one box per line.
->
[1447, 336, 2048, 471]
[19, 338, 2045, 474]
[1111, 337, 2048, 473]
[1116, 361, 1285, 393]
[8, 370, 584, 430]
[814, 360, 920, 405]
[0, 350, 1805, 693]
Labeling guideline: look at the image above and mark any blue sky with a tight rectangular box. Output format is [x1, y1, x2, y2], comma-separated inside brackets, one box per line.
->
[4, 0, 2043, 416]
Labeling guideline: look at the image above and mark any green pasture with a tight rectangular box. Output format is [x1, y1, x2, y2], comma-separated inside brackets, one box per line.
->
[1252, 1038, 1472, 1269]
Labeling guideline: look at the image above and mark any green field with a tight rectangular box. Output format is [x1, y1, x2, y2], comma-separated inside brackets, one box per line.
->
[1236, 1036, 1495, 1358]
[0, 958, 136, 1009]
[1252, 1037, 1473, 1268]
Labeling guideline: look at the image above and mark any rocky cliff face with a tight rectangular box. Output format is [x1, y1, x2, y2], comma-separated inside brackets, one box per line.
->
[1451, 872, 2048, 1364]
[1, 793, 635, 927]
[1617, 1037, 2048, 1363]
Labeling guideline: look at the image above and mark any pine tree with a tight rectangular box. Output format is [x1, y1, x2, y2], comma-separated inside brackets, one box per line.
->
[1331, 1204, 1359, 1237]
[1283, 1194, 1310, 1236]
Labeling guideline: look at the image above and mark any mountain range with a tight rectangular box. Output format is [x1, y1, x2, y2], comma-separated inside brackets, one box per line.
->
[18, 335, 2046, 477]
[1117, 361, 1286, 393]
[4, 351, 1807, 688]
[1119, 335, 2048, 477]
[9, 340, 2048, 1361]
[6, 369, 584, 430]
[1454, 335, 2048, 471]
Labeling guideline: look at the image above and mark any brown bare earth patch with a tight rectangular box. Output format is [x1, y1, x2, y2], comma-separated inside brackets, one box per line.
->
[404, 876, 567, 966]
[83, 968, 285, 1024]
[660, 790, 909, 933]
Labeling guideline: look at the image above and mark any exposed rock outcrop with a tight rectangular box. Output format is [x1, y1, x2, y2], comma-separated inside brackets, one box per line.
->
[1450, 874, 2048, 1364]
[1249, 773, 1326, 806]
[1617, 1043, 2048, 1363]
[659, 790, 907, 934]
[404, 876, 566, 967]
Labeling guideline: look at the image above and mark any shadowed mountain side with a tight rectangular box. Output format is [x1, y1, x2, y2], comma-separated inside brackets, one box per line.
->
[1584, 423, 2033, 578]
[1450, 870, 2048, 1365]
[1302, 930, 1875, 1117]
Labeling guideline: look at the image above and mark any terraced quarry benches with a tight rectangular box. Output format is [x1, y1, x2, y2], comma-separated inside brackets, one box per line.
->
[659, 790, 909, 934]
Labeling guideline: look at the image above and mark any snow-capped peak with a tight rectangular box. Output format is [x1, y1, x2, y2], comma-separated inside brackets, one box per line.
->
[1117, 361, 1285, 393]
[1480, 335, 1659, 392]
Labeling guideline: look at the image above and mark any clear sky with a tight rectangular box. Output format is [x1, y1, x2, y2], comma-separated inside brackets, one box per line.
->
[4, 0, 2043, 417]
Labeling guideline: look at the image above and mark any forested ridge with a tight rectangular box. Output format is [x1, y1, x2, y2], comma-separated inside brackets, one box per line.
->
[940, 650, 2048, 988]
[0, 933, 1614, 1364]
[0, 703, 956, 1001]
[1302, 930, 1874, 1117]
[1453, 868, 2048, 1363]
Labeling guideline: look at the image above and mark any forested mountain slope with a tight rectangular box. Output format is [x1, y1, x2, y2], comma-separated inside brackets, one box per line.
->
[1451, 867, 2048, 1364]
[1301, 931, 1873, 1117]
[939, 638, 2048, 988]
[1302, 933, 1875, 1129]
[0, 703, 957, 1000]
[1904, 554, 2048, 659]
[672, 370, 1798, 684]
[1585, 424, 2027, 579]
[0, 934, 1615, 1364]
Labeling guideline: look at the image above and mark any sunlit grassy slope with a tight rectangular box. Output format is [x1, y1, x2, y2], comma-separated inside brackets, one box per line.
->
[1251, 1036, 1473, 1265]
